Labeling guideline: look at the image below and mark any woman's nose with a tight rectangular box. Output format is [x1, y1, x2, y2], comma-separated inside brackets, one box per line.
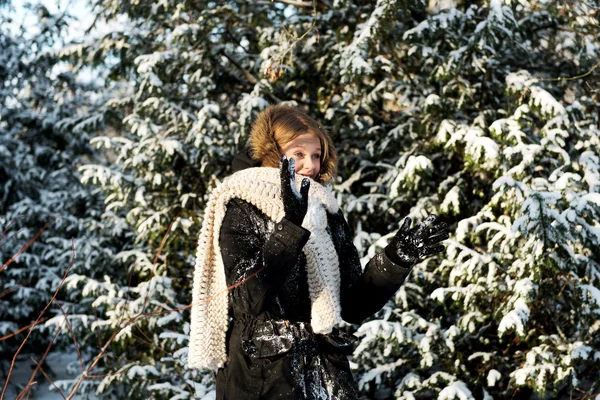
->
[303, 158, 314, 171]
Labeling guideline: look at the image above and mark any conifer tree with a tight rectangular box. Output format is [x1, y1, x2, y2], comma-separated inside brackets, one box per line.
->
[347, 1, 600, 398]
[48, 0, 600, 398]
[0, 4, 124, 396]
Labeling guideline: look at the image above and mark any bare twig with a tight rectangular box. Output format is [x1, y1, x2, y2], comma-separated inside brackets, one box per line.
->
[30, 358, 67, 400]
[140, 211, 183, 311]
[132, 327, 196, 397]
[539, 60, 600, 82]
[0, 319, 48, 342]
[0, 228, 26, 250]
[91, 308, 108, 365]
[219, 50, 258, 84]
[0, 284, 21, 300]
[52, 299, 84, 372]
[1, 237, 75, 400]
[0, 215, 26, 243]
[274, 0, 313, 7]
[1, 217, 58, 274]
[16, 316, 67, 400]
[264, 0, 319, 82]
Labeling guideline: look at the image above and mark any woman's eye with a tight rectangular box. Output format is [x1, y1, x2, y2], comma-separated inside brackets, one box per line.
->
[294, 152, 304, 158]
[312, 155, 321, 160]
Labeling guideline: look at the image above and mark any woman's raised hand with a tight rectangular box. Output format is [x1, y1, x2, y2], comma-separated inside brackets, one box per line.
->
[385, 215, 449, 266]
[280, 155, 310, 226]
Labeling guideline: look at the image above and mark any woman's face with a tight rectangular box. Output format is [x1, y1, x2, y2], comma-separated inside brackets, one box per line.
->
[280, 133, 321, 180]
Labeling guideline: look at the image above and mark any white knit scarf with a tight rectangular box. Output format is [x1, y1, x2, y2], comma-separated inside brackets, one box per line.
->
[188, 167, 342, 369]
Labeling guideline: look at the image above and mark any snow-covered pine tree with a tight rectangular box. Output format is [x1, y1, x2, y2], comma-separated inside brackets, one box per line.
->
[53, 0, 599, 398]
[347, 1, 600, 398]
[0, 3, 125, 397]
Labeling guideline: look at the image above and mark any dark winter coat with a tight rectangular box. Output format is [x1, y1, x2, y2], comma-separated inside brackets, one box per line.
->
[215, 152, 412, 400]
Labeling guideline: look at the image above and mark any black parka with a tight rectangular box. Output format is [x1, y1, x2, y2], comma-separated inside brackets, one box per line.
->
[215, 153, 412, 399]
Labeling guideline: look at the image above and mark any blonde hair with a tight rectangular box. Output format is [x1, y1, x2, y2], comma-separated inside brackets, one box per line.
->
[248, 104, 337, 184]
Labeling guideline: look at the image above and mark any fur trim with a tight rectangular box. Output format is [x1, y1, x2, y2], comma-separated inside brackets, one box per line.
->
[248, 105, 338, 185]
[188, 167, 342, 370]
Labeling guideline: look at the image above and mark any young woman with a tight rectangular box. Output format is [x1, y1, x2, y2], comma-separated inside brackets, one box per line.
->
[189, 104, 448, 399]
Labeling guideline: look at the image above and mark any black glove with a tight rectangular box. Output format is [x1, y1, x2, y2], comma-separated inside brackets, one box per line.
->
[385, 215, 449, 267]
[280, 155, 310, 226]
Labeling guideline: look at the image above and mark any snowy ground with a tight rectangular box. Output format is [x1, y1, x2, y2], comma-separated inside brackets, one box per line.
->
[3, 352, 94, 399]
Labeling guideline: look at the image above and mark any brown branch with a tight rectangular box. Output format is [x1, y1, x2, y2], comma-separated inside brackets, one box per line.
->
[0, 214, 26, 243]
[140, 210, 183, 311]
[154, 211, 181, 266]
[0, 284, 21, 299]
[91, 307, 108, 365]
[52, 299, 84, 372]
[119, 210, 182, 336]
[275, 0, 313, 6]
[84, 372, 126, 379]
[1, 237, 75, 400]
[1, 217, 58, 274]
[30, 358, 67, 400]
[539, 60, 600, 82]
[219, 50, 258, 84]
[132, 327, 196, 397]
[0, 319, 48, 341]
[0, 228, 26, 251]
[16, 316, 67, 400]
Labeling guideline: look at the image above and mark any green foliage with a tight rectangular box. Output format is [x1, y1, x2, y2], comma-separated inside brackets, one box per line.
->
[3, 0, 599, 398]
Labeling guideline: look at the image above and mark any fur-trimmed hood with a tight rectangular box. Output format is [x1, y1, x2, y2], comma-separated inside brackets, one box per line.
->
[246, 106, 338, 185]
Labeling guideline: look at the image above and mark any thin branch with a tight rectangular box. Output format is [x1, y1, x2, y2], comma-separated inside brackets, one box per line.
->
[274, 0, 314, 7]
[1, 217, 58, 274]
[138, 210, 183, 314]
[91, 308, 108, 365]
[539, 60, 600, 82]
[30, 359, 67, 400]
[52, 299, 84, 372]
[132, 327, 196, 397]
[1, 238, 75, 400]
[0, 228, 25, 252]
[0, 319, 48, 342]
[16, 316, 67, 400]
[0, 214, 26, 244]
[219, 50, 258, 84]
[258, 0, 331, 6]
[0, 284, 20, 300]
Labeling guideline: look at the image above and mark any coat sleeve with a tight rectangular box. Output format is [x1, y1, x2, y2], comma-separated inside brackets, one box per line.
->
[330, 210, 412, 324]
[219, 198, 310, 317]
